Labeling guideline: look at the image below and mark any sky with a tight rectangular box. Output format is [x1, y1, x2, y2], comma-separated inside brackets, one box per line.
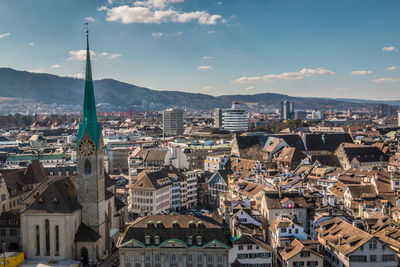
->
[0, 0, 400, 100]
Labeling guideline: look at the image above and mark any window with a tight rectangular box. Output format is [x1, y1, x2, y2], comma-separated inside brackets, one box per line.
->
[295, 229, 299, 234]
[247, 245, 252, 250]
[293, 262, 303, 267]
[370, 255, 376, 262]
[45, 219, 50, 256]
[1, 194, 5, 201]
[238, 245, 243, 250]
[0, 229, 5, 236]
[369, 239, 377, 250]
[9, 229, 17, 236]
[300, 251, 310, 257]
[198, 254, 202, 262]
[85, 160, 91, 175]
[217, 256, 222, 263]
[36, 225, 40, 256]
[155, 254, 160, 262]
[207, 255, 213, 263]
[281, 228, 287, 233]
[188, 255, 193, 262]
[382, 254, 396, 262]
[307, 261, 317, 267]
[349, 255, 366, 262]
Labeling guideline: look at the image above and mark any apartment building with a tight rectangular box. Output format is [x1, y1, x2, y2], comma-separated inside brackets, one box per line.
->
[130, 169, 172, 216]
[317, 217, 398, 267]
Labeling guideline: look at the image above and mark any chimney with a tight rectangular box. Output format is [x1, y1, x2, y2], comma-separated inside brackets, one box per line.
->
[278, 186, 282, 199]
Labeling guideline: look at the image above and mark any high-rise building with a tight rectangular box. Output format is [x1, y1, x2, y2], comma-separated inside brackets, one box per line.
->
[214, 108, 222, 129]
[281, 100, 295, 120]
[163, 109, 184, 136]
[222, 101, 249, 132]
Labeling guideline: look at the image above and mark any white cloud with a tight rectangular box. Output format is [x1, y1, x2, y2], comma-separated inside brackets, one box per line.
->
[245, 86, 255, 90]
[217, 2, 222, 5]
[98, 1, 223, 25]
[208, 30, 215, 34]
[51, 64, 61, 68]
[382, 46, 397, 52]
[202, 86, 214, 90]
[29, 42, 35, 46]
[386, 66, 397, 71]
[134, 0, 184, 9]
[232, 67, 335, 84]
[99, 52, 121, 59]
[349, 70, 372, 76]
[333, 87, 347, 91]
[198, 65, 212, 70]
[173, 31, 183, 36]
[203, 56, 213, 59]
[84, 16, 95, 22]
[68, 50, 95, 61]
[372, 78, 399, 83]
[152, 32, 164, 37]
[0, 32, 10, 39]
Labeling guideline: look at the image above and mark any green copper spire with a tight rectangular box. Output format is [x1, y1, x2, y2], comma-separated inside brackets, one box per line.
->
[76, 28, 101, 149]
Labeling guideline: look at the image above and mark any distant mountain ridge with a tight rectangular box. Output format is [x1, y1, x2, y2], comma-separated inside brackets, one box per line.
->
[0, 68, 397, 111]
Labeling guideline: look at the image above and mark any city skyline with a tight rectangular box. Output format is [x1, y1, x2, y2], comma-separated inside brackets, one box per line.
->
[0, 0, 400, 100]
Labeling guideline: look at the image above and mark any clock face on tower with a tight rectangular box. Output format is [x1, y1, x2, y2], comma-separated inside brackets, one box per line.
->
[78, 139, 95, 156]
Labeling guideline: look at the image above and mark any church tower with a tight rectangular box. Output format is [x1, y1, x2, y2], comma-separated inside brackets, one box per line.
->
[76, 29, 106, 249]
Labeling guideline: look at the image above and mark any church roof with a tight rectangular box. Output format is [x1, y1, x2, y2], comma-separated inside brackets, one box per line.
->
[76, 30, 101, 149]
[75, 222, 101, 242]
[22, 176, 82, 214]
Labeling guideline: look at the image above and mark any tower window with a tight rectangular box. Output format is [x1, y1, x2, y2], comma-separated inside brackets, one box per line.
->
[85, 160, 91, 175]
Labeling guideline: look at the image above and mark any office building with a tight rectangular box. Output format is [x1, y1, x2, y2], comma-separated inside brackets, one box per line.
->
[214, 108, 222, 129]
[281, 100, 295, 121]
[163, 109, 184, 136]
[222, 101, 249, 132]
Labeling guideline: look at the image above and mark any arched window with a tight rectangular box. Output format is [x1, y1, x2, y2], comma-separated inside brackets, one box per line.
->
[35, 225, 40, 256]
[55, 225, 59, 256]
[45, 219, 50, 256]
[85, 160, 91, 175]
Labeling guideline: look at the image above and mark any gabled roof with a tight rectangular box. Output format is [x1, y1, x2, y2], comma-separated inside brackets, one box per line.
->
[22, 176, 82, 214]
[75, 222, 101, 242]
[131, 169, 172, 191]
[341, 143, 388, 163]
[317, 217, 373, 255]
[305, 133, 353, 152]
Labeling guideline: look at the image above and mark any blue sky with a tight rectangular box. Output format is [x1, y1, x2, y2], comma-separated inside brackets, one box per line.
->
[0, 0, 400, 99]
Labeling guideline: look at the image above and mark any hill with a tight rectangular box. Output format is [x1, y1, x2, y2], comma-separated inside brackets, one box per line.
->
[0, 68, 395, 111]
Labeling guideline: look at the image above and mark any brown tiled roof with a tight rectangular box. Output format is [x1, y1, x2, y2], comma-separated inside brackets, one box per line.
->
[263, 191, 307, 209]
[280, 238, 323, 261]
[317, 217, 372, 255]
[273, 147, 306, 164]
[144, 150, 167, 162]
[375, 226, 400, 250]
[131, 169, 172, 191]
[346, 184, 376, 199]
[1, 159, 47, 196]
